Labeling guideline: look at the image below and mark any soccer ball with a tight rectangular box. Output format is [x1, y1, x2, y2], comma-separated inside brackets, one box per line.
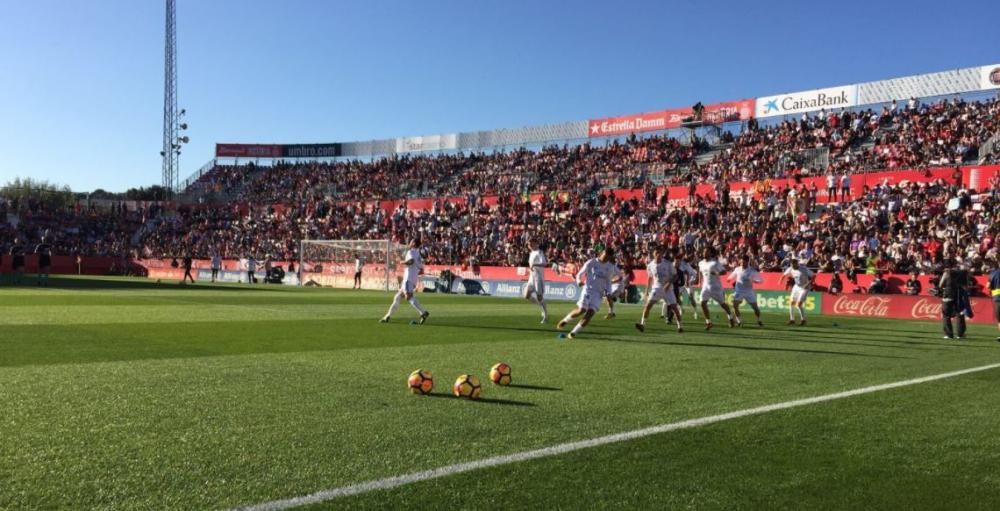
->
[489, 363, 512, 386]
[407, 369, 433, 395]
[453, 374, 482, 400]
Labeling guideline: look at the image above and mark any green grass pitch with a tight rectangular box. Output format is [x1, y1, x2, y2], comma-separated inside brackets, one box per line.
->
[2, 276, 999, 510]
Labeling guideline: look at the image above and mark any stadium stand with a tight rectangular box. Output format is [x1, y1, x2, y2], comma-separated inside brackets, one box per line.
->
[2, 95, 999, 294]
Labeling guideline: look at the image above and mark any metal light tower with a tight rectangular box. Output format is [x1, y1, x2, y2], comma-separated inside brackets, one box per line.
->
[161, 0, 187, 192]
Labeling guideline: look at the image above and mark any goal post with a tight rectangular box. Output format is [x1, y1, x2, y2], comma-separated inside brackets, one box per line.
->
[298, 239, 408, 291]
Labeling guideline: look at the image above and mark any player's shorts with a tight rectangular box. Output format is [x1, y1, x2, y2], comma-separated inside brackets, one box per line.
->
[577, 287, 603, 312]
[648, 286, 677, 305]
[700, 287, 725, 304]
[525, 279, 545, 297]
[732, 288, 757, 304]
[993, 300, 1000, 322]
[790, 285, 809, 303]
[401, 279, 417, 295]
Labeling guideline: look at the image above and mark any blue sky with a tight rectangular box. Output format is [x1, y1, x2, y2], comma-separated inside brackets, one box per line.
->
[1, 0, 998, 192]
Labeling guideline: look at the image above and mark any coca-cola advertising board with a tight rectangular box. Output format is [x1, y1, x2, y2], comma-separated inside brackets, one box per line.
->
[822, 294, 994, 325]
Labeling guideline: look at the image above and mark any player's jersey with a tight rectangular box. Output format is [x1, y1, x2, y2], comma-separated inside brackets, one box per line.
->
[729, 266, 762, 293]
[677, 261, 697, 287]
[698, 259, 726, 291]
[528, 250, 547, 283]
[783, 266, 814, 288]
[577, 258, 616, 296]
[403, 248, 422, 282]
[355, 258, 363, 272]
[646, 260, 675, 290]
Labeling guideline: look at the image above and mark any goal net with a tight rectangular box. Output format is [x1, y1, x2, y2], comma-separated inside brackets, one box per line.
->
[298, 239, 408, 291]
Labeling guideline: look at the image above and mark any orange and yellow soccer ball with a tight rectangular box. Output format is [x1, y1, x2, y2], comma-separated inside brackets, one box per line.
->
[453, 374, 482, 400]
[489, 363, 512, 386]
[408, 369, 433, 395]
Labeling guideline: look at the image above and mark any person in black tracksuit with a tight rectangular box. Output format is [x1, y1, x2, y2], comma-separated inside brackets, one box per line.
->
[939, 262, 971, 339]
[10, 240, 25, 285]
[182, 254, 195, 284]
[35, 240, 52, 286]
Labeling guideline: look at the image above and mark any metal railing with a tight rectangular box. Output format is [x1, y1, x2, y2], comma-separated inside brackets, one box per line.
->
[772, 147, 830, 175]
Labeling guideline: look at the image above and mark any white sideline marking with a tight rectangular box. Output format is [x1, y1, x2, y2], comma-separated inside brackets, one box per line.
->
[234, 362, 1000, 511]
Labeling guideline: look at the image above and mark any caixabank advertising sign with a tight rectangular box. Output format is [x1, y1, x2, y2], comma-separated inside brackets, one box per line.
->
[756, 85, 857, 118]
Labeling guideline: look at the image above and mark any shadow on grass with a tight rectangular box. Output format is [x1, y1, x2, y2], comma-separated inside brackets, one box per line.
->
[798, 325, 999, 348]
[758, 332, 952, 352]
[506, 383, 562, 392]
[28, 276, 283, 292]
[421, 321, 553, 335]
[424, 393, 536, 407]
[826, 323, 942, 336]
[585, 335, 911, 359]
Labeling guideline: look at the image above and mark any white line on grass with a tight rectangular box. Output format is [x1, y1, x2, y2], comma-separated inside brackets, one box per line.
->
[233, 362, 1000, 511]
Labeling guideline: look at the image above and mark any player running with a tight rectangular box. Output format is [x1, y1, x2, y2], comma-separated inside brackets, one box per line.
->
[557, 247, 616, 339]
[783, 258, 814, 325]
[604, 260, 632, 319]
[727, 254, 764, 327]
[698, 247, 736, 330]
[380, 238, 430, 324]
[524, 241, 550, 323]
[636, 246, 683, 333]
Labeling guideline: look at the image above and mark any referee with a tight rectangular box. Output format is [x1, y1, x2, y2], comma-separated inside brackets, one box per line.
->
[939, 260, 971, 340]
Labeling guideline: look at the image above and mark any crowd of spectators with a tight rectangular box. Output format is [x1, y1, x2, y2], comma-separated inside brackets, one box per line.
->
[190, 135, 694, 206]
[183, 98, 997, 207]
[134, 172, 1000, 291]
[687, 97, 999, 185]
[0, 197, 158, 258]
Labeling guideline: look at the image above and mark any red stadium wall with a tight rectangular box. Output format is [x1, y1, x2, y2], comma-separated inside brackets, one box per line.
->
[136, 260, 995, 325]
[7, 257, 990, 301]
[423, 265, 990, 298]
[133, 259, 991, 299]
[0, 255, 137, 276]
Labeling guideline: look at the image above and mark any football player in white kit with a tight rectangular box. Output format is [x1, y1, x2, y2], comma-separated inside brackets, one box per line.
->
[698, 247, 736, 330]
[557, 247, 616, 339]
[635, 246, 683, 333]
[783, 258, 814, 325]
[380, 238, 430, 324]
[524, 241, 550, 323]
[604, 260, 631, 319]
[726, 254, 764, 327]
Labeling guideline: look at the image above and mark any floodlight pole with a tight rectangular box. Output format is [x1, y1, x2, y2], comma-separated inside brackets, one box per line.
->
[161, 0, 179, 193]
